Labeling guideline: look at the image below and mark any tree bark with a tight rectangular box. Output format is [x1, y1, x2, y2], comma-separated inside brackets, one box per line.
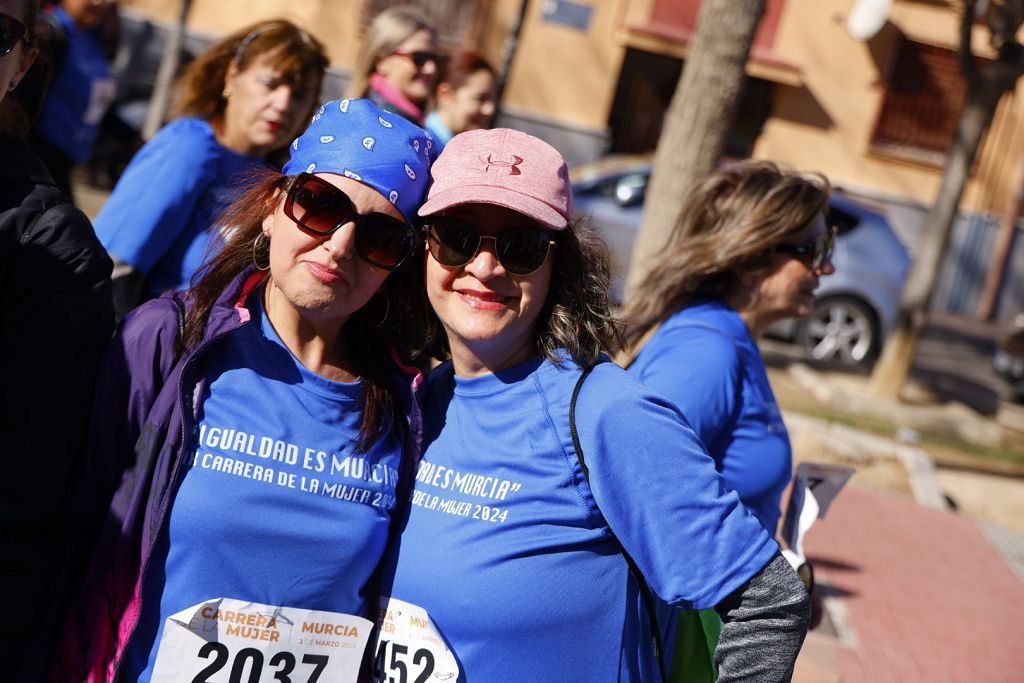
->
[868, 10, 1024, 397]
[976, 154, 1024, 320]
[623, 0, 765, 300]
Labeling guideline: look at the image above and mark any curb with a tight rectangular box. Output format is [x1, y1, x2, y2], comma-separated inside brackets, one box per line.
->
[787, 363, 1004, 448]
[783, 413, 950, 511]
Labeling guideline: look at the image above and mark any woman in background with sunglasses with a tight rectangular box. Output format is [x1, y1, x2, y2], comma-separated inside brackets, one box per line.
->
[619, 161, 832, 682]
[53, 99, 434, 682]
[93, 19, 328, 321]
[1, 0, 113, 678]
[347, 5, 442, 126]
[377, 130, 810, 683]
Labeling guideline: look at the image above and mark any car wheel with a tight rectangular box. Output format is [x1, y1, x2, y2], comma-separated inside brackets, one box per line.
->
[797, 296, 879, 366]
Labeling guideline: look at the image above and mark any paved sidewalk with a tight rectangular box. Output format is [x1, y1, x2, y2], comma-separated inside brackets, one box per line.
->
[794, 485, 1024, 682]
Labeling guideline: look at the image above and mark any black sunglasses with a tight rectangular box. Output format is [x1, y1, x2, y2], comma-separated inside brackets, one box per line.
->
[0, 12, 27, 57]
[282, 173, 421, 271]
[425, 216, 557, 276]
[774, 225, 837, 270]
[391, 50, 446, 69]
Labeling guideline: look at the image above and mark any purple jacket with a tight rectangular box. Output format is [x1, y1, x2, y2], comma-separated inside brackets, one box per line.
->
[53, 268, 422, 682]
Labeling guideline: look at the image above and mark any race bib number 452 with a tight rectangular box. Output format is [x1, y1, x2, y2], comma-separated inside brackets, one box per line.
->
[371, 597, 459, 683]
[150, 598, 372, 683]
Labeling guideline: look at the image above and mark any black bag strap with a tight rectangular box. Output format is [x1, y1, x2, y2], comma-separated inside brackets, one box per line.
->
[570, 362, 667, 683]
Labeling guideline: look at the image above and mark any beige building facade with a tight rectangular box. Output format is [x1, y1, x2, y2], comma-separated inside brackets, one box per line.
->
[117, 0, 1023, 215]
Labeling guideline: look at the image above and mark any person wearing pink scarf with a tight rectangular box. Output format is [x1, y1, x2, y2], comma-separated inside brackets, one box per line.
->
[347, 5, 443, 126]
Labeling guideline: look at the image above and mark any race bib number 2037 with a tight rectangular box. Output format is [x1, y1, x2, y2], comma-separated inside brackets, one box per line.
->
[150, 598, 372, 683]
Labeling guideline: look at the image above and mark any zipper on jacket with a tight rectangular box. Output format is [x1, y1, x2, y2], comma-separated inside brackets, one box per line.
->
[111, 320, 248, 681]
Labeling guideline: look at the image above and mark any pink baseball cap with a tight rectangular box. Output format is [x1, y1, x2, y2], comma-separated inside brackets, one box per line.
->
[418, 128, 574, 230]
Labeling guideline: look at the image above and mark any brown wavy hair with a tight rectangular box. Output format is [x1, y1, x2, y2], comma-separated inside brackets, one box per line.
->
[416, 217, 623, 368]
[171, 19, 328, 128]
[620, 160, 829, 355]
[183, 167, 430, 451]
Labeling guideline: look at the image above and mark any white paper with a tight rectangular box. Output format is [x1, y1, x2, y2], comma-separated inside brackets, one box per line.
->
[781, 462, 855, 566]
[371, 597, 460, 682]
[150, 598, 372, 682]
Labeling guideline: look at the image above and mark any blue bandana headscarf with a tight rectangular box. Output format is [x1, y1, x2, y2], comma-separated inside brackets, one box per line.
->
[283, 98, 437, 222]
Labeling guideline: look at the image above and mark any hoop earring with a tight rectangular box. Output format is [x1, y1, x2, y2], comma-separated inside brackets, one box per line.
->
[252, 233, 271, 271]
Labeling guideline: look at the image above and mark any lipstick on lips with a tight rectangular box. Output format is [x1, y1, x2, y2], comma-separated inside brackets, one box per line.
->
[305, 261, 344, 284]
[457, 289, 509, 311]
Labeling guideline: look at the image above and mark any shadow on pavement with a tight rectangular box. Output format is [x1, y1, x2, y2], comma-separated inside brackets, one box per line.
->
[807, 555, 860, 575]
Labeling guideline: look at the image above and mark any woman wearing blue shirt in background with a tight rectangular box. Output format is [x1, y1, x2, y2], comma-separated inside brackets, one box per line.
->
[620, 161, 834, 682]
[93, 19, 327, 320]
[622, 161, 834, 535]
[378, 131, 810, 682]
[30, 0, 116, 196]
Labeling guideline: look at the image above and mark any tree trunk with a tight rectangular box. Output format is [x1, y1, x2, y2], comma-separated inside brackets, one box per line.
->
[867, 66, 1015, 398]
[142, 0, 192, 140]
[976, 154, 1024, 320]
[623, 0, 765, 299]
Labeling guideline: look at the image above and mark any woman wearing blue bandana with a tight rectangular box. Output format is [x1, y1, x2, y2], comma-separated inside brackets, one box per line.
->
[53, 99, 436, 683]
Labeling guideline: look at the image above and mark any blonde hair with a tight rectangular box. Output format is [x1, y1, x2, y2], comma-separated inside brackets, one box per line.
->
[620, 160, 829, 355]
[172, 19, 328, 126]
[346, 5, 436, 99]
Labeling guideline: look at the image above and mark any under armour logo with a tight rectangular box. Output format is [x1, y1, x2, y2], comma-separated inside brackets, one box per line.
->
[483, 154, 523, 176]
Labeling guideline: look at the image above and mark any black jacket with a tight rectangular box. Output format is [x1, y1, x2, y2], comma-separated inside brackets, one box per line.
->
[0, 134, 113, 681]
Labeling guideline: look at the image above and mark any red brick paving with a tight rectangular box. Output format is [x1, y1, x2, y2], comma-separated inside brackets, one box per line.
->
[796, 485, 1024, 682]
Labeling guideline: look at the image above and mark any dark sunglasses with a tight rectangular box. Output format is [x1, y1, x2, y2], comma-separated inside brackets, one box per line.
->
[391, 50, 445, 69]
[774, 225, 837, 270]
[0, 12, 27, 57]
[425, 216, 557, 276]
[282, 173, 421, 271]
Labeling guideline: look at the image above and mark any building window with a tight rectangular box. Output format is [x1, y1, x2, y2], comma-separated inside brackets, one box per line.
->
[608, 47, 773, 158]
[870, 39, 971, 166]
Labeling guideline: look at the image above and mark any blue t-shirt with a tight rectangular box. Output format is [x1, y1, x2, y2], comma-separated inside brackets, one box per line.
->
[381, 356, 777, 682]
[34, 8, 115, 161]
[93, 117, 266, 294]
[423, 111, 452, 152]
[628, 300, 792, 533]
[123, 298, 404, 682]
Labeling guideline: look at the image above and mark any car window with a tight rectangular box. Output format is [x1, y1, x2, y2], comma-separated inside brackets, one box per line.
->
[827, 205, 860, 236]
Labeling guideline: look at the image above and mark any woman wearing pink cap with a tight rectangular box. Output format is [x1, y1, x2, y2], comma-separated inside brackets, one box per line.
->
[377, 129, 811, 682]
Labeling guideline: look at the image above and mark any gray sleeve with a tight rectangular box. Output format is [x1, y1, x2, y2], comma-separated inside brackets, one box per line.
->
[713, 551, 811, 682]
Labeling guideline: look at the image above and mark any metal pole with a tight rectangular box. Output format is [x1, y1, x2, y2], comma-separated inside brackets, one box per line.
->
[494, 0, 530, 119]
[142, 0, 192, 140]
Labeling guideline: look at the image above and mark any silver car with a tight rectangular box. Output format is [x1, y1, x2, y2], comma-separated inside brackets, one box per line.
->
[571, 157, 911, 367]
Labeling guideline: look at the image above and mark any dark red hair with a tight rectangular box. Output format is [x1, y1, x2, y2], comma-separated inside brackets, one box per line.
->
[436, 49, 495, 92]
